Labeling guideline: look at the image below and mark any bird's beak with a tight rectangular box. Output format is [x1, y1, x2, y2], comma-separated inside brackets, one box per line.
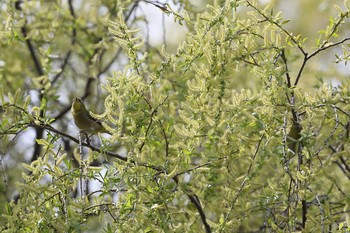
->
[73, 97, 82, 103]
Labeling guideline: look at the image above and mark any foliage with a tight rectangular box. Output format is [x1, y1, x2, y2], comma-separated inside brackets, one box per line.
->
[1, 0, 350, 232]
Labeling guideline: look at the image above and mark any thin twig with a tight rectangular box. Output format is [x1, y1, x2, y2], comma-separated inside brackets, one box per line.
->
[224, 135, 265, 222]
[28, 122, 126, 160]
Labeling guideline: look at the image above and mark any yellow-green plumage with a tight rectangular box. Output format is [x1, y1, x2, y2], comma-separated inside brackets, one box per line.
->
[71, 97, 109, 134]
[286, 120, 302, 153]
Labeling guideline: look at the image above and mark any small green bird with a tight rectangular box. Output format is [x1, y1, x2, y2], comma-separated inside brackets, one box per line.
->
[286, 119, 302, 153]
[71, 97, 109, 134]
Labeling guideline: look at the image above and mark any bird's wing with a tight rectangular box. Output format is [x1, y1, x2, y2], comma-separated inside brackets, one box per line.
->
[86, 109, 104, 126]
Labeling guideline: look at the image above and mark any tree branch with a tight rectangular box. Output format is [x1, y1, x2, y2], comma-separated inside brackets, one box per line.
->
[187, 193, 212, 233]
[28, 122, 126, 161]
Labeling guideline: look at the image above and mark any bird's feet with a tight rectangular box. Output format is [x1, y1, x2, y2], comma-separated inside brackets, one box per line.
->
[79, 130, 91, 145]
